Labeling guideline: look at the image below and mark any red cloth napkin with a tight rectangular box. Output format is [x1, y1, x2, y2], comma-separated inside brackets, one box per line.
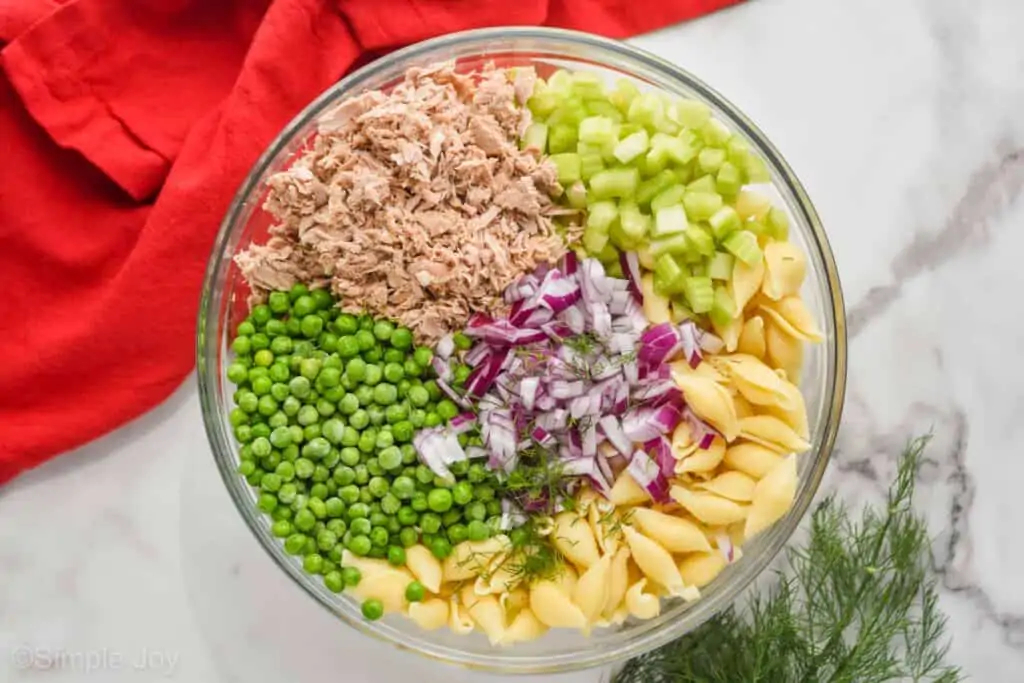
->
[0, 0, 740, 484]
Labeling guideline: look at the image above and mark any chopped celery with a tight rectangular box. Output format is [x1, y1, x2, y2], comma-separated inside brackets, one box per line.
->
[654, 254, 687, 293]
[707, 251, 735, 280]
[734, 190, 772, 220]
[709, 286, 737, 328]
[637, 243, 656, 270]
[674, 99, 711, 129]
[722, 230, 763, 265]
[637, 170, 677, 206]
[579, 152, 605, 181]
[600, 135, 621, 164]
[698, 147, 726, 174]
[549, 124, 578, 154]
[682, 191, 723, 221]
[579, 116, 617, 145]
[627, 92, 665, 129]
[589, 167, 640, 199]
[547, 70, 574, 96]
[687, 174, 717, 194]
[745, 154, 771, 183]
[767, 207, 790, 240]
[549, 153, 582, 185]
[587, 200, 619, 232]
[616, 201, 650, 246]
[746, 219, 769, 237]
[571, 71, 606, 98]
[657, 100, 682, 135]
[521, 122, 548, 153]
[653, 204, 688, 238]
[709, 205, 741, 240]
[650, 132, 699, 166]
[650, 185, 687, 212]
[683, 276, 714, 313]
[565, 181, 588, 209]
[726, 137, 750, 165]
[670, 298, 695, 323]
[527, 81, 560, 118]
[585, 99, 623, 122]
[548, 97, 587, 127]
[617, 123, 644, 139]
[583, 224, 610, 254]
[650, 233, 690, 257]
[683, 248, 705, 265]
[716, 161, 743, 198]
[595, 241, 620, 265]
[609, 78, 641, 114]
[673, 163, 694, 185]
[684, 225, 715, 256]
[614, 130, 650, 164]
[701, 118, 732, 147]
[689, 260, 707, 277]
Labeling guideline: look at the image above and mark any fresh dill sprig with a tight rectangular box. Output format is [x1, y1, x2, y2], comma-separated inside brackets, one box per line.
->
[614, 436, 963, 683]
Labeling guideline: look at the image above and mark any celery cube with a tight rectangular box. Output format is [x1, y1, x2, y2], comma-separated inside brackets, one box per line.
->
[572, 71, 606, 99]
[583, 224, 610, 254]
[674, 100, 711, 129]
[670, 298, 695, 323]
[683, 276, 714, 313]
[595, 242, 620, 265]
[565, 181, 588, 209]
[745, 154, 770, 183]
[579, 153, 605, 181]
[589, 167, 639, 199]
[587, 200, 619, 232]
[701, 118, 732, 147]
[726, 137, 750, 165]
[687, 174, 717, 194]
[633, 151, 669, 178]
[548, 124, 578, 154]
[616, 201, 650, 245]
[716, 161, 743, 197]
[548, 70, 574, 96]
[655, 254, 687, 293]
[709, 206, 741, 240]
[579, 116, 617, 145]
[767, 207, 790, 240]
[672, 163, 694, 185]
[521, 123, 548, 154]
[653, 204, 688, 238]
[609, 79, 641, 114]
[548, 97, 587, 127]
[734, 190, 772, 220]
[613, 130, 650, 164]
[650, 233, 690, 257]
[637, 170, 677, 206]
[549, 153, 582, 185]
[650, 185, 687, 213]
[585, 99, 623, 122]
[651, 132, 699, 166]
[709, 285, 738, 328]
[637, 243, 656, 270]
[685, 225, 715, 256]
[682, 191, 723, 221]
[698, 147, 726, 174]
[627, 92, 665, 129]
[707, 252, 735, 281]
[722, 230, 763, 265]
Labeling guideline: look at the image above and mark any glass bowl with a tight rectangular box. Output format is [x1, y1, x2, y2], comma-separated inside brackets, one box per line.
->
[196, 26, 847, 675]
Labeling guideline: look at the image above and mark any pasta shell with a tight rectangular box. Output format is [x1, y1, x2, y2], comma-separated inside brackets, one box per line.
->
[609, 471, 650, 506]
[352, 570, 416, 614]
[603, 547, 631, 620]
[407, 599, 449, 631]
[762, 241, 807, 300]
[731, 257, 766, 313]
[405, 544, 443, 594]
[738, 415, 810, 454]
[765, 319, 804, 382]
[722, 354, 797, 410]
[696, 471, 757, 502]
[461, 586, 505, 645]
[672, 373, 740, 441]
[573, 553, 612, 622]
[745, 454, 798, 540]
[671, 358, 729, 384]
[551, 562, 579, 595]
[552, 511, 601, 570]
[501, 608, 548, 645]
[589, 502, 622, 556]
[642, 273, 672, 324]
[675, 435, 727, 474]
[621, 526, 685, 594]
[625, 579, 661, 620]
[677, 552, 728, 588]
[670, 486, 749, 526]
[474, 552, 521, 596]
[341, 550, 398, 580]
[737, 316, 767, 359]
[443, 536, 511, 582]
[448, 595, 475, 635]
[500, 588, 530, 623]
[732, 393, 756, 418]
[671, 420, 694, 452]
[723, 441, 784, 479]
[759, 296, 824, 343]
[530, 580, 588, 630]
[765, 380, 810, 440]
[630, 507, 712, 553]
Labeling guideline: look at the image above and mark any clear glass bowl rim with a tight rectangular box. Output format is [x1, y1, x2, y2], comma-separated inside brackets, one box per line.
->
[196, 25, 848, 675]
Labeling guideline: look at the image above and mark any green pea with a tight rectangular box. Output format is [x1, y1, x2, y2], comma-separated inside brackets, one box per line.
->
[251, 376, 272, 397]
[318, 366, 341, 388]
[447, 523, 468, 544]
[341, 426, 360, 447]
[284, 534, 307, 555]
[237, 320, 256, 337]
[349, 409, 369, 430]
[295, 458, 315, 479]
[354, 385, 374, 406]
[389, 327, 413, 350]
[323, 570, 344, 593]
[227, 363, 249, 384]
[348, 535, 372, 556]
[398, 527, 418, 548]
[420, 513, 442, 535]
[302, 437, 331, 460]
[299, 358, 322, 381]
[348, 502, 370, 520]
[251, 423, 271, 440]
[380, 493, 401, 515]
[340, 567, 360, 589]
[339, 485, 360, 504]
[325, 497, 345, 518]
[362, 364, 382, 387]
[320, 419, 344, 445]
[251, 334, 271, 352]
[355, 329, 376, 351]
[290, 295, 313, 318]
[387, 546, 407, 567]
[361, 598, 384, 621]
[368, 476, 389, 498]
[369, 527, 389, 547]
[467, 463, 488, 483]
[257, 493, 278, 513]
[308, 498, 327, 520]
[465, 501, 487, 522]
[369, 512, 389, 530]
[429, 537, 452, 560]
[345, 357, 367, 383]
[333, 313, 357, 335]
[410, 492, 428, 512]
[278, 483, 298, 504]
[467, 520, 491, 542]
[234, 425, 253, 444]
[336, 393, 357, 416]
[350, 518, 372, 537]
[413, 347, 433, 369]
[397, 505, 418, 526]
[271, 520, 292, 538]
[365, 405, 384, 426]
[372, 320, 394, 342]
[382, 362, 404, 384]
[354, 464, 369, 485]
[373, 448, 398, 474]
[315, 399, 335, 417]
[452, 481, 474, 506]
[303, 553, 324, 575]
[403, 358, 423, 379]
[423, 412, 442, 428]
[400, 444, 418, 465]
[474, 485, 496, 502]
[334, 465, 356, 486]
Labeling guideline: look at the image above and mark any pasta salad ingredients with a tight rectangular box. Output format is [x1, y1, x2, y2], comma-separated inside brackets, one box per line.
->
[224, 61, 826, 646]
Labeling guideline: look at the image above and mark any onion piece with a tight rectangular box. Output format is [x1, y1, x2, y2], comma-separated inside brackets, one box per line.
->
[627, 449, 669, 503]
[619, 251, 643, 303]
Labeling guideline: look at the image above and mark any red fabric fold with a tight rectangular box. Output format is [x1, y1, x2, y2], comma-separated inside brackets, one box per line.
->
[0, 0, 740, 484]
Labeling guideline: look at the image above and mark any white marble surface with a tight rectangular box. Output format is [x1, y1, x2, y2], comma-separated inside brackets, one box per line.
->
[3, 0, 1024, 680]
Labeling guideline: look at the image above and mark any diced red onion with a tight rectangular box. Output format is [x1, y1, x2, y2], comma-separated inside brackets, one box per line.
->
[435, 334, 455, 360]
[598, 415, 632, 456]
[619, 251, 643, 303]
[643, 436, 675, 479]
[683, 406, 719, 449]
[449, 412, 478, 435]
[678, 321, 703, 369]
[627, 449, 670, 503]
[562, 457, 611, 496]
[413, 429, 454, 480]
[431, 356, 452, 382]
[715, 532, 736, 563]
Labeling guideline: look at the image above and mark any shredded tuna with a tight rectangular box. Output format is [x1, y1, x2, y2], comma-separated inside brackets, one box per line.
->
[235, 63, 579, 342]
